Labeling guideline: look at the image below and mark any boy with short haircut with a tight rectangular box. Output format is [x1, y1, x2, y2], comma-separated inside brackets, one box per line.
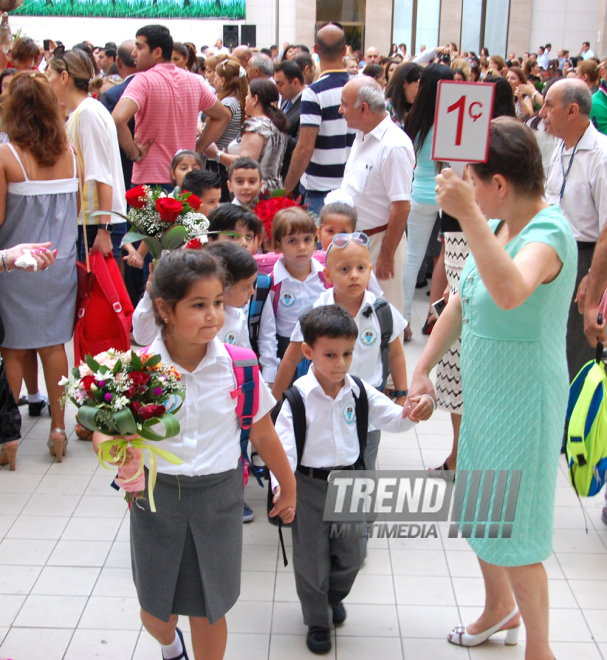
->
[272, 233, 409, 470]
[227, 157, 264, 207]
[181, 169, 222, 217]
[207, 204, 264, 255]
[272, 305, 432, 655]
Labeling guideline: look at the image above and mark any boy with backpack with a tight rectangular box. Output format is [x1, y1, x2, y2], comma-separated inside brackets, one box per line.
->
[271, 305, 433, 654]
[272, 232, 409, 470]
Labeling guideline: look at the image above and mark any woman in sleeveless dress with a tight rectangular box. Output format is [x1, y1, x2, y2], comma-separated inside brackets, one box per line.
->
[0, 72, 78, 469]
[407, 119, 576, 659]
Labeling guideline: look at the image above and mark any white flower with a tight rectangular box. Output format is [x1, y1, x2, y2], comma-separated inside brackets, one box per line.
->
[121, 350, 132, 364]
[113, 396, 130, 411]
[58, 376, 70, 386]
[79, 363, 93, 377]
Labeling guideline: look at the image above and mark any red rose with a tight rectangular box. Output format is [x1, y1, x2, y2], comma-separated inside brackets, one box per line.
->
[183, 191, 202, 211]
[130, 400, 142, 415]
[138, 404, 166, 420]
[186, 238, 202, 250]
[125, 185, 147, 209]
[156, 197, 183, 223]
[130, 372, 151, 389]
[81, 375, 96, 393]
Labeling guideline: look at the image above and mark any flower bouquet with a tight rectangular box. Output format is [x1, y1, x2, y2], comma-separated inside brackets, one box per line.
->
[88, 186, 210, 260]
[61, 349, 185, 512]
[253, 189, 302, 242]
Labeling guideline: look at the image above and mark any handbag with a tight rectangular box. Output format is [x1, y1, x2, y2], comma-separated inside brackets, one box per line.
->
[0, 356, 21, 444]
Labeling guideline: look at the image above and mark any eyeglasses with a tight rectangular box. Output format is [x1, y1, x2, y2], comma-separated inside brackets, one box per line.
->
[52, 45, 69, 75]
[325, 232, 370, 259]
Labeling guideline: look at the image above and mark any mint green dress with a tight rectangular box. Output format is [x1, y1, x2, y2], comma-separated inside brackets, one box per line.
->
[457, 206, 577, 566]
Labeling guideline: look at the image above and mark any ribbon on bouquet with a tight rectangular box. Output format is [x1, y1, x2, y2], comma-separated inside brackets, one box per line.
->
[97, 438, 183, 513]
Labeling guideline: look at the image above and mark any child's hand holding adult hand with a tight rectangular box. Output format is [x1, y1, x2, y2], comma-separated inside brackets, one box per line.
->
[405, 394, 435, 422]
[270, 485, 296, 524]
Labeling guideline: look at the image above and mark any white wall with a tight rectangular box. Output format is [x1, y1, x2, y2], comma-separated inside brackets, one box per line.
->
[529, 0, 600, 55]
[8, 0, 297, 51]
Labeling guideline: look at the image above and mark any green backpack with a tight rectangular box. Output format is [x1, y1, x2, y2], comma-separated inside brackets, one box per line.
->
[566, 349, 607, 497]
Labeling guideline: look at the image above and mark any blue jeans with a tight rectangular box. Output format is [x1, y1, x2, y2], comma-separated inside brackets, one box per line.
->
[77, 223, 127, 265]
[402, 200, 439, 322]
[302, 189, 328, 217]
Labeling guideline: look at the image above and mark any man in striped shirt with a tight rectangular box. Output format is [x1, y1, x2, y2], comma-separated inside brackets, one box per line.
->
[283, 23, 355, 215]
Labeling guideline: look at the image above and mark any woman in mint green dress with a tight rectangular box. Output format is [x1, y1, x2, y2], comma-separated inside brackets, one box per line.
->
[407, 118, 576, 660]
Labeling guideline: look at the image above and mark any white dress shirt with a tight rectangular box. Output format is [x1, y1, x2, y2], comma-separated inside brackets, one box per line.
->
[146, 336, 275, 476]
[132, 294, 252, 350]
[545, 122, 607, 242]
[290, 289, 406, 389]
[341, 114, 415, 231]
[271, 369, 415, 489]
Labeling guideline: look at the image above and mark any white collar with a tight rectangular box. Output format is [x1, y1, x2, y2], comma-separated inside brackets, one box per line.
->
[298, 366, 360, 401]
[273, 256, 324, 285]
[149, 335, 230, 375]
[361, 113, 392, 142]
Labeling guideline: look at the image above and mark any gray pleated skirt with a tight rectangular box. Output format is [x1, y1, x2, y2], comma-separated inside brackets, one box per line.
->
[130, 466, 244, 624]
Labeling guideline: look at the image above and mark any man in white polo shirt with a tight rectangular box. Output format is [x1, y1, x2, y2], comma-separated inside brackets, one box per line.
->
[339, 76, 415, 311]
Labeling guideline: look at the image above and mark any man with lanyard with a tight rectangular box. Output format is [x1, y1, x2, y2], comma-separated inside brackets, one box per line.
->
[540, 79, 607, 379]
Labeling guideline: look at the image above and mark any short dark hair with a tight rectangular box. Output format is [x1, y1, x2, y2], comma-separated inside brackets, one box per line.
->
[228, 156, 262, 179]
[260, 48, 273, 58]
[292, 51, 314, 74]
[208, 204, 264, 239]
[149, 249, 225, 330]
[182, 169, 222, 197]
[315, 26, 346, 59]
[136, 25, 173, 62]
[274, 60, 304, 84]
[471, 117, 544, 198]
[295, 44, 310, 53]
[102, 48, 116, 60]
[583, 41, 590, 47]
[206, 241, 258, 288]
[302, 305, 358, 346]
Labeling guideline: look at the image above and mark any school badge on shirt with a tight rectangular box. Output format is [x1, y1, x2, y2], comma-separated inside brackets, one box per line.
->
[280, 290, 296, 307]
[359, 328, 377, 346]
[224, 331, 238, 345]
[343, 402, 356, 424]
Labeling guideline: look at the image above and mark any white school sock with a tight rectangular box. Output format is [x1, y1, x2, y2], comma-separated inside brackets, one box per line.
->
[27, 391, 43, 403]
[161, 631, 182, 659]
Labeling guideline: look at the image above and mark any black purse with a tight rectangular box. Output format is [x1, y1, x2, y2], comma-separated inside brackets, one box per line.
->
[0, 317, 21, 443]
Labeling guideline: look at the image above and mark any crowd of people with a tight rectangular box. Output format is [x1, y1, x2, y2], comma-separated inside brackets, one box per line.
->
[0, 18, 606, 660]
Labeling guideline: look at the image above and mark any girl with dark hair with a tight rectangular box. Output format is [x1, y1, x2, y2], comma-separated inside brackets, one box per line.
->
[506, 67, 534, 118]
[401, 64, 455, 339]
[409, 118, 575, 659]
[384, 57, 401, 85]
[0, 72, 78, 466]
[205, 78, 288, 190]
[385, 62, 422, 128]
[93, 248, 296, 660]
[171, 42, 190, 69]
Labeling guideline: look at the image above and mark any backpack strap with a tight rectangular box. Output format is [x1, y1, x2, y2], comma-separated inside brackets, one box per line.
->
[248, 273, 271, 355]
[283, 386, 307, 469]
[373, 299, 393, 390]
[351, 376, 368, 470]
[271, 275, 282, 316]
[90, 252, 123, 315]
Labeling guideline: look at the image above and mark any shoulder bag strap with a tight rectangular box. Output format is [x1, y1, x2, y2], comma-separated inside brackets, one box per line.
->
[283, 387, 307, 469]
[351, 376, 368, 469]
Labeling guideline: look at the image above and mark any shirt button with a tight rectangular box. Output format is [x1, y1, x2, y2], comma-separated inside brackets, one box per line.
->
[462, 298, 469, 303]
[467, 276, 473, 282]
[462, 318, 469, 324]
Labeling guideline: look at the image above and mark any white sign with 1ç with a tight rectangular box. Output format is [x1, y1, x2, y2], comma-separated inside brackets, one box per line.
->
[432, 81, 496, 163]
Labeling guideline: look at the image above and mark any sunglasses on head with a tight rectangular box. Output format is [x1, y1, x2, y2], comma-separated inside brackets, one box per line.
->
[325, 232, 370, 259]
[52, 44, 72, 76]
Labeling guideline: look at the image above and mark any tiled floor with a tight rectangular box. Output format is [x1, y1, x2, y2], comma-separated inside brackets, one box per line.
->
[1, 292, 607, 659]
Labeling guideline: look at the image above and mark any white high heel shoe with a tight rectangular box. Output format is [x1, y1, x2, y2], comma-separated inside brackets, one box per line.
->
[448, 605, 520, 647]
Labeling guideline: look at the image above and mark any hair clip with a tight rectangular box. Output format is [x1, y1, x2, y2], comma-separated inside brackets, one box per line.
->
[174, 148, 187, 156]
[239, 65, 247, 78]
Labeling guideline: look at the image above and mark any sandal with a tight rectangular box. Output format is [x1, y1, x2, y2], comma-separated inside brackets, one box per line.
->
[429, 460, 454, 477]
[48, 428, 68, 463]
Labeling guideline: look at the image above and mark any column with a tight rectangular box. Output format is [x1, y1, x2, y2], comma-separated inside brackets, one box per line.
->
[364, 0, 394, 53]
[439, 0, 463, 48]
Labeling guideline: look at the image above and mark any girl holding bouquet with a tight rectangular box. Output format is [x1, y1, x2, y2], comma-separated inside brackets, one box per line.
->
[93, 249, 296, 660]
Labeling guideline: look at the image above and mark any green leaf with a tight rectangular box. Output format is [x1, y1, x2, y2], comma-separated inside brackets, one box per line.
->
[71, 367, 81, 379]
[142, 237, 163, 260]
[85, 354, 100, 372]
[130, 352, 143, 371]
[98, 365, 109, 375]
[87, 209, 131, 223]
[114, 408, 138, 436]
[138, 413, 181, 441]
[77, 405, 100, 432]
[120, 231, 147, 247]
[161, 225, 188, 251]
[112, 360, 122, 374]
[143, 354, 162, 368]
[270, 189, 286, 198]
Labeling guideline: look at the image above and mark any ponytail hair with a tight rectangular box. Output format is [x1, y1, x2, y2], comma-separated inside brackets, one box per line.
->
[249, 78, 288, 133]
[215, 58, 249, 125]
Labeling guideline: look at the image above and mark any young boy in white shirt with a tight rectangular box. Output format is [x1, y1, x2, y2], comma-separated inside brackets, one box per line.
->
[227, 157, 264, 208]
[272, 232, 409, 470]
[272, 305, 433, 654]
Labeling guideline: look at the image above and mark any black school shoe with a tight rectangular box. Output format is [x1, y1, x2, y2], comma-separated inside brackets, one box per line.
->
[163, 627, 189, 660]
[306, 626, 331, 654]
[28, 396, 48, 417]
[332, 602, 347, 625]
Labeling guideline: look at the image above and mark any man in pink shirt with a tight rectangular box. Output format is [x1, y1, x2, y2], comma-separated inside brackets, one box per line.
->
[113, 25, 230, 186]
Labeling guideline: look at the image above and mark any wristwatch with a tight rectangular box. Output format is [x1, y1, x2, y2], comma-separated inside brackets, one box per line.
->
[101, 223, 114, 233]
[215, 150, 224, 164]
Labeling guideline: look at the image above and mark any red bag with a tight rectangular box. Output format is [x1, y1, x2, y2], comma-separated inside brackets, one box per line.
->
[74, 251, 134, 364]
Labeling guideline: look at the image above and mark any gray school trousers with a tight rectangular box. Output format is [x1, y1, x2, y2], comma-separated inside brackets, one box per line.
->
[364, 430, 381, 471]
[292, 469, 366, 628]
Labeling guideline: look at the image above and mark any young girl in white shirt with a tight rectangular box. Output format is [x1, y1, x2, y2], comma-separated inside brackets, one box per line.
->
[93, 249, 295, 660]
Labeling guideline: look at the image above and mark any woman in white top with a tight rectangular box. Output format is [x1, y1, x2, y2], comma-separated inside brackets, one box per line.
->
[46, 46, 131, 263]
